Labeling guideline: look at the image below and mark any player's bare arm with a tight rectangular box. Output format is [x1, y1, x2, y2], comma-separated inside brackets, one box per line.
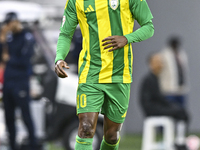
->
[55, 60, 70, 78]
[102, 35, 128, 52]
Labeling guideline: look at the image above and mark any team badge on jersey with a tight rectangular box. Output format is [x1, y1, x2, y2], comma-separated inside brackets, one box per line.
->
[109, 0, 119, 10]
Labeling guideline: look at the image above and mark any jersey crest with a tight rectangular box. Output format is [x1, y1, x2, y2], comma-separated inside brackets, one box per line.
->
[109, 0, 119, 10]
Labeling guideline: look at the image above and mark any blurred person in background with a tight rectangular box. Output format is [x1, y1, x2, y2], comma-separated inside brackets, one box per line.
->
[159, 36, 189, 108]
[140, 53, 189, 150]
[0, 12, 37, 150]
[54, 0, 154, 149]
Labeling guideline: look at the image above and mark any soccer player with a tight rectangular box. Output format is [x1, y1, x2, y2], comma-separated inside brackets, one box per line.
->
[55, 0, 154, 149]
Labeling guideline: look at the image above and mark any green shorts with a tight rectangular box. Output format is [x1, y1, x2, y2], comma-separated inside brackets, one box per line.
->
[76, 83, 131, 123]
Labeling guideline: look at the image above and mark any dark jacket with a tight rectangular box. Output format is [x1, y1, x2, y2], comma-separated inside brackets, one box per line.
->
[0, 29, 35, 82]
[140, 72, 171, 116]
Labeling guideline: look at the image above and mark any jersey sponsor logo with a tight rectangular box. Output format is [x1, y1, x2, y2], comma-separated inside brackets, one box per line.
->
[122, 112, 127, 118]
[85, 5, 95, 13]
[109, 0, 119, 10]
[62, 15, 66, 28]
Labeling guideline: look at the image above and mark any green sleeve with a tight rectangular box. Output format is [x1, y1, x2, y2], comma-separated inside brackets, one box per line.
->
[125, 0, 154, 44]
[55, 0, 78, 63]
[125, 20, 154, 44]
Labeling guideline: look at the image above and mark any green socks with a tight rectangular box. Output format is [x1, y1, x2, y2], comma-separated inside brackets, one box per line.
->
[75, 135, 120, 150]
[100, 137, 120, 150]
[75, 135, 93, 150]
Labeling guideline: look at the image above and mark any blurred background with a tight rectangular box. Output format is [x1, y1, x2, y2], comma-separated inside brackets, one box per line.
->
[0, 0, 200, 150]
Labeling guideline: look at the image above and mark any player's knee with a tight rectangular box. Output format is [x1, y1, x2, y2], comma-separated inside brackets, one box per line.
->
[79, 122, 95, 138]
[104, 130, 119, 144]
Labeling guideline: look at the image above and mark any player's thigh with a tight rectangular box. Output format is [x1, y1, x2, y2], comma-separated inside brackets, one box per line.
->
[76, 83, 104, 114]
[103, 115, 122, 134]
[102, 83, 131, 124]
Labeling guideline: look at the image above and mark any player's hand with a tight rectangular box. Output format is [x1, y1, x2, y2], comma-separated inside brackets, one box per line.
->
[102, 36, 128, 52]
[55, 60, 70, 78]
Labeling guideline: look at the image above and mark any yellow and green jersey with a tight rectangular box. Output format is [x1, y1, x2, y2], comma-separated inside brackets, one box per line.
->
[55, 0, 154, 84]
